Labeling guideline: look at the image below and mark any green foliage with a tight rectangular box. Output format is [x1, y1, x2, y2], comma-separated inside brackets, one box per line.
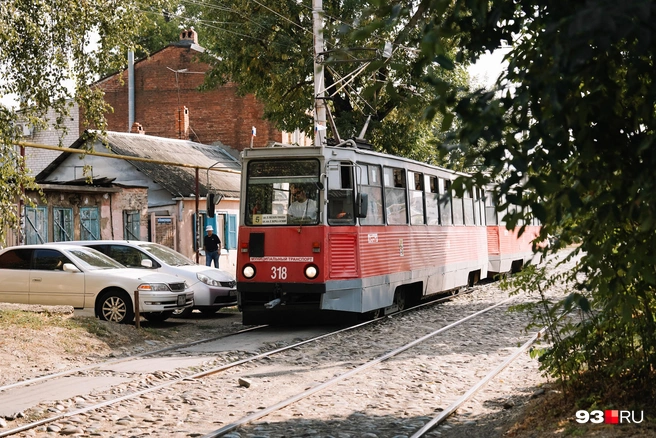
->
[359, 0, 656, 402]
[176, 0, 469, 159]
[0, 0, 172, 244]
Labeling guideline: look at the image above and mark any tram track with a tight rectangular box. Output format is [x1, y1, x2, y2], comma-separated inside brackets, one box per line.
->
[202, 294, 518, 437]
[0, 288, 477, 437]
[0, 325, 268, 393]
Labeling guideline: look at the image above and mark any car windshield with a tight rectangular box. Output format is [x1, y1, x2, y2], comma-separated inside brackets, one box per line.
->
[69, 248, 125, 270]
[138, 243, 195, 266]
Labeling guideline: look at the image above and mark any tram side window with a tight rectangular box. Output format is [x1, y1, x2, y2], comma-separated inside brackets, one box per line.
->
[452, 182, 464, 226]
[475, 188, 484, 226]
[439, 179, 453, 225]
[328, 162, 355, 225]
[485, 193, 498, 225]
[384, 167, 407, 225]
[359, 163, 384, 225]
[464, 187, 475, 225]
[409, 171, 425, 225]
[425, 175, 440, 225]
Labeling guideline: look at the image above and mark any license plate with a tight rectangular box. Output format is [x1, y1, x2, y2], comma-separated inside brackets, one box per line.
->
[229, 290, 236, 297]
[177, 295, 186, 306]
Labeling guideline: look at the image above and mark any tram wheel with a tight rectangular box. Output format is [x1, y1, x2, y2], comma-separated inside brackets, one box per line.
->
[360, 307, 383, 321]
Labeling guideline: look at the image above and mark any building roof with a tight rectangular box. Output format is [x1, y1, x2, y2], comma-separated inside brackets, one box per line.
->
[36, 131, 242, 199]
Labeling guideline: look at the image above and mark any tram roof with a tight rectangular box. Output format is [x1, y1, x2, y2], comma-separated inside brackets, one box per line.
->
[242, 142, 472, 180]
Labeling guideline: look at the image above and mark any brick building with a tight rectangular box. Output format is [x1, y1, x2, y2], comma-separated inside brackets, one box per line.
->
[18, 100, 79, 176]
[89, 29, 309, 149]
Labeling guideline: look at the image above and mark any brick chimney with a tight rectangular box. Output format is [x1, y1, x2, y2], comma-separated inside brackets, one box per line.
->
[180, 29, 198, 45]
[177, 106, 190, 139]
[131, 122, 145, 135]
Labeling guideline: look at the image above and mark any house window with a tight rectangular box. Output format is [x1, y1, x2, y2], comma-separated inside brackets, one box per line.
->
[226, 214, 237, 250]
[123, 210, 140, 240]
[53, 207, 74, 241]
[80, 207, 100, 240]
[25, 206, 48, 244]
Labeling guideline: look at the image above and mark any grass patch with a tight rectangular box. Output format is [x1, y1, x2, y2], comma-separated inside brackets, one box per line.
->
[0, 309, 79, 330]
[0, 309, 126, 343]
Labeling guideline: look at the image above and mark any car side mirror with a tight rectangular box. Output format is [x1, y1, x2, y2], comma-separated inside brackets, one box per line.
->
[356, 193, 368, 218]
[63, 263, 80, 273]
[141, 259, 153, 268]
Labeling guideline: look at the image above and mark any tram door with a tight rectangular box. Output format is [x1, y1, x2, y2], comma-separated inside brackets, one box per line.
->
[327, 161, 355, 222]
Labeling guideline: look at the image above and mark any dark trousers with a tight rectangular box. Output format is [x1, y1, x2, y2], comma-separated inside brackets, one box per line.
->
[205, 250, 219, 268]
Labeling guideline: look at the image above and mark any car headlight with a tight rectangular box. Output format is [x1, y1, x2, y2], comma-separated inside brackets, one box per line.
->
[243, 264, 256, 279]
[138, 283, 170, 291]
[304, 264, 318, 279]
[197, 273, 221, 286]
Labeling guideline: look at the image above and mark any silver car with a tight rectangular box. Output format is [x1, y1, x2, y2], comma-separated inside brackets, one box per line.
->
[0, 244, 194, 324]
[65, 240, 237, 317]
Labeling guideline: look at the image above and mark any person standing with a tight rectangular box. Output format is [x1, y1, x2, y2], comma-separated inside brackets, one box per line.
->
[203, 225, 221, 268]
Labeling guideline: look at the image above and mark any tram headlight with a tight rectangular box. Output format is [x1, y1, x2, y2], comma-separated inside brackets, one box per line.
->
[242, 264, 256, 279]
[304, 264, 318, 279]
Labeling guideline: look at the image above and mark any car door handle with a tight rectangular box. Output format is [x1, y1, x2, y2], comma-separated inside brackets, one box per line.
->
[32, 278, 42, 282]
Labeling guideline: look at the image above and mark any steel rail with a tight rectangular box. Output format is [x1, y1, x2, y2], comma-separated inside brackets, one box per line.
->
[411, 328, 547, 437]
[0, 324, 266, 393]
[200, 295, 515, 437]
[0, 289, 470, 437]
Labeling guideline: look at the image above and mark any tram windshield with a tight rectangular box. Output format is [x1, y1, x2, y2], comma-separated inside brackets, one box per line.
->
[245, 159, 321, 226]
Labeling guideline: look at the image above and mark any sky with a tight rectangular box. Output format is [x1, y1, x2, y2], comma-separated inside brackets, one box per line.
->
[467, 48, 509, 89]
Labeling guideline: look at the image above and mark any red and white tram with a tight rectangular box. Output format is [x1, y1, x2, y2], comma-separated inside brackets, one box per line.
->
[484, 199, 541, 278]
[236, 140, 537, 325]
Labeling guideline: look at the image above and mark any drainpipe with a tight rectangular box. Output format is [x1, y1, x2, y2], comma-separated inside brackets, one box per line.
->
[195, 167, 200, 264]
[19, 145, 25, 245]
[128, 50, 135, 131]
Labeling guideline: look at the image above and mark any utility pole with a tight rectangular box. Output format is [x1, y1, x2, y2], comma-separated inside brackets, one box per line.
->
[312, 0, 326, 147]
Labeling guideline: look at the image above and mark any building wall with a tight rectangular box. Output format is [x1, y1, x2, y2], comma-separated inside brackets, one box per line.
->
[107, 188, 150, 241]
[149, 197, 240, 277]
[89, 42, 282, 150]
[24, 186, 148, 242]
[22, 101, 80, 176]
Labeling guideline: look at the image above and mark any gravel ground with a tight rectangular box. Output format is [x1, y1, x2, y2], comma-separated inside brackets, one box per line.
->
[2, 251, 651, 437]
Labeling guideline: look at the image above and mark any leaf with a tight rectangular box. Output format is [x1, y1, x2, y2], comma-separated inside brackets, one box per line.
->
[441, 112, 454, 131]
[434, 54, 455, 70]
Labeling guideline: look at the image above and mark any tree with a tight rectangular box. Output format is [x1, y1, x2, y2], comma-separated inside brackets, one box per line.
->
[179, 0, 468, 159]
[0, 0, 172, 244]
[358, 0, 656, 404]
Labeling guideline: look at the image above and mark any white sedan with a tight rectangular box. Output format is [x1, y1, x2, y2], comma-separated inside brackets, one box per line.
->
[0, 244, 194, 324]
[63, 240, 237, 317]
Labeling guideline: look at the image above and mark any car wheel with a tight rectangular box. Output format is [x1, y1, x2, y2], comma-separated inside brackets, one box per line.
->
[97, 290, 134, 324]
[142, 311, 174, 322]
[171, 307, 194, 318]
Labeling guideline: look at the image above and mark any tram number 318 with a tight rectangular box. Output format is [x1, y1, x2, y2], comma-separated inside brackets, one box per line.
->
[271, 266, 287, 280]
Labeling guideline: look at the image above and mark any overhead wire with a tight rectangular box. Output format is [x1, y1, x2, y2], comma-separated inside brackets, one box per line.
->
[326, 65, 376, 114]
[140, 0, 395, 117]
[136, 4, 303, 52]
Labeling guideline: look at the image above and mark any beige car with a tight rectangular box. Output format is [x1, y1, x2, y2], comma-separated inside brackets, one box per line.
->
[0, 244, 193, 323]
